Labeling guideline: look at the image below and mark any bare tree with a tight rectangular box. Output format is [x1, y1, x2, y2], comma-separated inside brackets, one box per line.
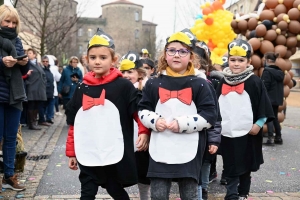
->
[16, 0, 87, 60]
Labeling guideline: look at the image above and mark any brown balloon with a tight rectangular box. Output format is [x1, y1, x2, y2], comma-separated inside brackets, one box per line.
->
[253, 69, 259, 76]
[251, 54, 262, 69]
[237, 20, 248, 31]
[260, 10, 276, 21]
[278, 112, 284, 123]
[275, 35, 287, 45]
[291, 47, 297, 54]
[231, 20, 238, 29]
[272, 25, 278, 30]
[276, 13, 285, 22]
[293, 0, 300, 8]
[288, 20, 300, 34]
[287, 8, 300, 20]
[258, 67, 264, 77]
[284, 50, 292, 59]
[234, 28, 241, 34]
[288, 79, 294, 88]
[284, 0, 294, 10]
[276, 58, 287, 70]
[286, 36, 297, 48]
[260, 40, 274, 54]
[289, 70, 294, 79]
[265, 0, 279, 9]
[248, 18, 258, 31]
[255, 24, 267, 37]
[264, 29, 277, 41]
[283, 85, 290, 97]
[248, 38, 261, 51]
[284, 71, 291, 85]
[277, 21, 288, 31]
[274, 45, 287, 58]
[274, 4, 287, 16]
[278, 99, 286, 112]
[285, 59, 292, 71]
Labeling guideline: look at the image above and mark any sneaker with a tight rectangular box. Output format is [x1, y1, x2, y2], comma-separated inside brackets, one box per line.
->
[202, 189, 208, 200]
[274, 136, 283, 144]
[239, 197, 247, 200]
[265, 137, 274, 146]
[209, 171, 217, 183]
[2, 174, 25, 191]
[55, 112, 63, 116]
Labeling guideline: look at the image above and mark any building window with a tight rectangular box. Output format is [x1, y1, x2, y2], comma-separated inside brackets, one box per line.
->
[79, 45, 83, 54]
[135, 29, 139, 39]
[78, 28, 83, 37]
[135, 11, 139, 21]
[240, 5, 244, 13]
[88, 28, 93, 37]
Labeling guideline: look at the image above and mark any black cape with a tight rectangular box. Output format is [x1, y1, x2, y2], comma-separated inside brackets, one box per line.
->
[66, 77, 139, 187]
[138, 75, 217, 183]
[216, 75, 274, 177]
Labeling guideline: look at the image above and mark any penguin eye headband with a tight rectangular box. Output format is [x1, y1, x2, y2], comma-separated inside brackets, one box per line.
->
[228, 40, 251, 58]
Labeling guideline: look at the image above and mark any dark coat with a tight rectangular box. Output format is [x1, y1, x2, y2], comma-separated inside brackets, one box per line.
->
[43, 65, 54, 99]
[261, 65, 284, 106]
[25, 61, 47, 101]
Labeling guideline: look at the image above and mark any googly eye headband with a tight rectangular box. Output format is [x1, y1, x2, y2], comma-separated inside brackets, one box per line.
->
[119, 51, 143, 71]
[227, 39, 251, 59]
[88, 28, 115, 50]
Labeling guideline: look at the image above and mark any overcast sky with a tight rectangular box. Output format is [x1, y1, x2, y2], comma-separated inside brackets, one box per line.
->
[6, 0, 238, 44]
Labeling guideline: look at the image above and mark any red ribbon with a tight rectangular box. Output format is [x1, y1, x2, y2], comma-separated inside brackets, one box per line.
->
[221, 83, 244, 95]
[159, 87, 192, 105]
[82, 89, 105, 110]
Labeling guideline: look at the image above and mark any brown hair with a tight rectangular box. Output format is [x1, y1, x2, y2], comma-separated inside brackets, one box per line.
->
[69, 56, 79, 64]
[264, 52, 279, 62]
[87, 46, 117, 63]
[136, 67, 147, 90]
[27, 48, 36, 55]
[157, 43, 198, 75]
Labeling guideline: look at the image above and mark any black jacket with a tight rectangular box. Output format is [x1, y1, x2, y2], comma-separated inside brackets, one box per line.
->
[43, 65, 54, 99]
[261, 65, 284, 106]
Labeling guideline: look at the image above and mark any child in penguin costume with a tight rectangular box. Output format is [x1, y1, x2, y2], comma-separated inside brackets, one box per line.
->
[138, 31, 217, 199]
[119, 51, 151, 200]
[65, 28, 149, 200]
[215, 39, 274, 200]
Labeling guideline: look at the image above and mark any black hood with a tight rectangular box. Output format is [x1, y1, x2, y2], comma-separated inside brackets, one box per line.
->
[265, 65, 284, 82]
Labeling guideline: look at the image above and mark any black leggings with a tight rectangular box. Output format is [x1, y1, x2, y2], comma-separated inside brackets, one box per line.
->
[80, 176, 129, 200]
[267, 105, 281, 137]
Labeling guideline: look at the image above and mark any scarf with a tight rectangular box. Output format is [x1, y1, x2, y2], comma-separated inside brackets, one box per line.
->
[222, 65, 254, 85]
[166, 64, 195, 77]
[0, 26, 18, 40]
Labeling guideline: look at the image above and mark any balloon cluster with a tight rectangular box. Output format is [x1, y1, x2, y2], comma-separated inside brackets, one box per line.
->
[231, 0, 298, 125]
[190, 0, 236, 64]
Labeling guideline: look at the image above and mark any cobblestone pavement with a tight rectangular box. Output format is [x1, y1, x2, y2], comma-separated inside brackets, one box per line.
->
[0, 90, 299, 199]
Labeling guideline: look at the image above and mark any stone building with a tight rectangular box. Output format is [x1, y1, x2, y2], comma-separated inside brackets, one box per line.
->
[226, 0, 260, 15]
[76, 0, 157, 58]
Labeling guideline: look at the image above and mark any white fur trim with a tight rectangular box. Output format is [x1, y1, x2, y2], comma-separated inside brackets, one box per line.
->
[138, 110, 161, 131]
[175, 114, 211, 133]
[194, 68, 207, 79]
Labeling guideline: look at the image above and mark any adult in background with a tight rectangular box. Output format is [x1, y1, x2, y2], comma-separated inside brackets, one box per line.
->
[261, 52, 284, 145]
[58, 56, 83, 109]
[38, 56, 54, 126]
[25, 48, 47, 130]
[0, 4, 28, 191]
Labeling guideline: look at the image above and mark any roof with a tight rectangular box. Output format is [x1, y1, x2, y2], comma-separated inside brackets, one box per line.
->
[142, 20, 157, 26]
[102, 0, 143, 8]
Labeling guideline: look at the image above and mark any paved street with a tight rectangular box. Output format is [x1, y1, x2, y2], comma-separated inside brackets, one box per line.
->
[0, 91, 299, 199]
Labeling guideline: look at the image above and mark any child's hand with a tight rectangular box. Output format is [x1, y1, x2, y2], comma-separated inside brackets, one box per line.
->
[136, 134, 149, 151]
[168, 120, 179, 132]
[156, 118, 167, 132]
[68, 157, 78, 170]
[249, 124, 261, 135]
[208, 145, 218, 154]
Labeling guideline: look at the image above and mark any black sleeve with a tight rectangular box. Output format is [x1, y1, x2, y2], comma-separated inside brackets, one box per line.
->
[207, 121, 221, 147]
[261, 70, 272, 91]
[65, 85, 82, 125]
[138, 80, 156, 112]
[126, 81, 139, 116]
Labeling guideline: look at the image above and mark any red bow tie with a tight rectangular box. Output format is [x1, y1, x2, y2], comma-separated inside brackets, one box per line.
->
[221, 83, 244, 95]
[159, 87, 192, 105]
[82, 89, 105, 111]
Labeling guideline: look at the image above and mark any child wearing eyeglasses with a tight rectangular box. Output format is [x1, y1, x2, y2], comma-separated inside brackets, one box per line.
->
[138, 32, 217, 199]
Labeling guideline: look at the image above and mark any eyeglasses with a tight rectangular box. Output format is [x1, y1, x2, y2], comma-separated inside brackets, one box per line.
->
[42, 61, 48, 63]
[166, 48, 190, 57]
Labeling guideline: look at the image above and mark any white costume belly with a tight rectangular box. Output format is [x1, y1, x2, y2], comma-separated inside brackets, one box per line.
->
[74, 100, 124, 166]
[149, 98, 198, 164]
[219, 91, 253, 138]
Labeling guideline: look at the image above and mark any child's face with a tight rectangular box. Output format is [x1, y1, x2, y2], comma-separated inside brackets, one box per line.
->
[87, 47, 115, 78]
[165, 42, 192, 74]
[142, 63, 154, 77]
[228, 56, 250, 74]
[121, 69, 140, 84]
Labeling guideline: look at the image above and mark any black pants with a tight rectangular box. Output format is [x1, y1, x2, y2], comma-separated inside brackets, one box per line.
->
[79, 173, 130, 200]
[225, 171, 251, 200]
[267, 105, 281, 137]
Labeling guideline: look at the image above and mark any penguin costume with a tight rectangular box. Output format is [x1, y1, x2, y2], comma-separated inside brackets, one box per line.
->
[215, 39, 274, 199]
[65, 29, 148, 192]
[138, 32, 217, 183]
